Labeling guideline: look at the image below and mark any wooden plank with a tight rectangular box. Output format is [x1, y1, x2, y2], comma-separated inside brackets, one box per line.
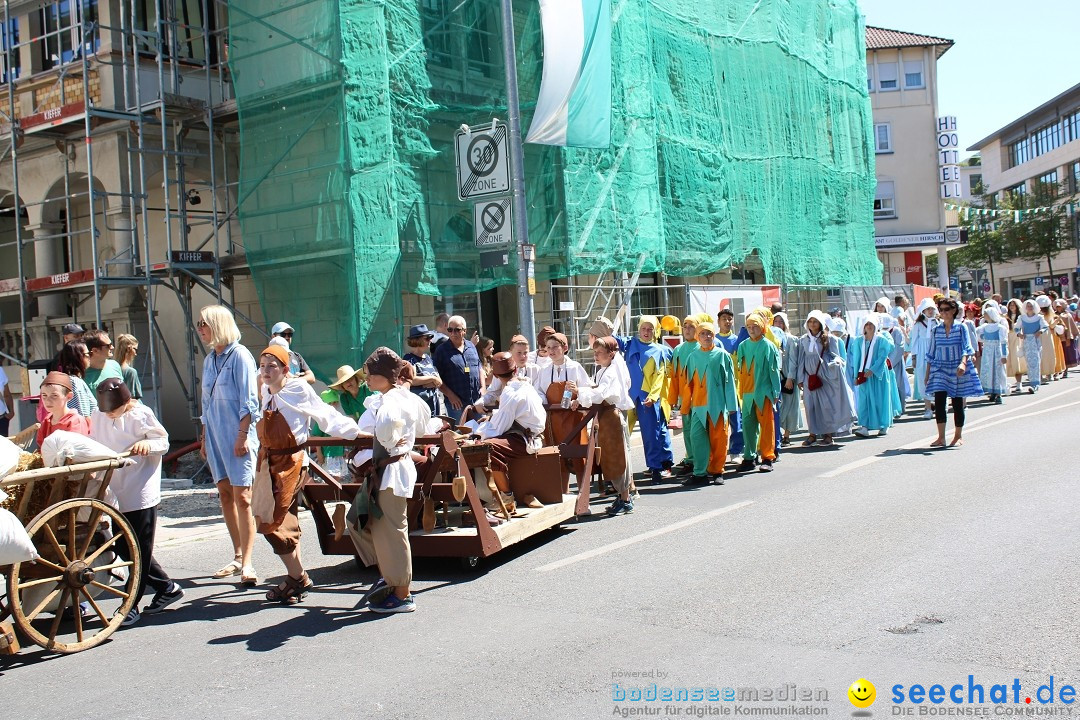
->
[493, 496, 575, 548]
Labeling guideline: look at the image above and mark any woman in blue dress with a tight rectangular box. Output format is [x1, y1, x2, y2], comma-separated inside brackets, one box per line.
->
[976, 304, 1008, 403]
[848, 314, 899, 437]
[1016, 299, 1047, 394]
[198, 305, 261, 585]
[907, 298, 938, 417]
[924, 298, 982, 448]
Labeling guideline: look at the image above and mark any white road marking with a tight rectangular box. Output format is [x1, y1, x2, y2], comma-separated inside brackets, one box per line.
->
[536, 500, 754, 573]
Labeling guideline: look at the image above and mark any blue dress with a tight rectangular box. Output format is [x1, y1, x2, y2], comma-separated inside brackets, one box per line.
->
[200, 342, 260, 486]
[976, 323, 1008, 395]
[925, 324, 982, 399]
[847, 332, 900, 431]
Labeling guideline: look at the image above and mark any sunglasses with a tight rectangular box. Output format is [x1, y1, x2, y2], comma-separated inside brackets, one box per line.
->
[197, 320, 209, 329]
[280, 331, 294, 338]
[448, 328, 465, 333]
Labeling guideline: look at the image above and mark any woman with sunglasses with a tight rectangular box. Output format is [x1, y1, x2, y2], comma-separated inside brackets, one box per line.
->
[197, 305, 261, 586]
[924, 298, 982, 447]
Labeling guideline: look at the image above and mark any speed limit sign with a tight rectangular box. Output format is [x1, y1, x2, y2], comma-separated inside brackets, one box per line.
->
[455, 121, 510, 201]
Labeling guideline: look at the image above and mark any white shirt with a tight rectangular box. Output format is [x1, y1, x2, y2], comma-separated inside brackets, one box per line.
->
[532, 358, 591, 397]
[368, 387, 443, 498]
[577, 353, 634, 411]
[477, 379, 546, 452]
[477, 362, 543, 410]
[89, 404, 170, 513]
[527, 351, 553, 369]
[261, 379, 360, 445]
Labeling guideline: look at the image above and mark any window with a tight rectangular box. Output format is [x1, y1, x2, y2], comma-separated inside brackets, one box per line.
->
[1008, 182, 1027, 200]
[866, 62, 874, 92]
[0, 19, 18, 83]
[1008, 110, 1080, 168]
[874, 123, 892, 153]
[969, 174, 982, 195]
[903, 59, 924, 88]
[38, 0, 100, 71]
[877, 62, 898, 91]
[874, 181, 896, 219]
[1065, 110, 1080, 144]
[135, 0, 220, 63]
[1072, 161, 1080, 193]
[1037, 170, 1058, 198]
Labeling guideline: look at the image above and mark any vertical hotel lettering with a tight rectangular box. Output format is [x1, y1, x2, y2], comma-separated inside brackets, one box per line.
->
[937, 116, 961, 199]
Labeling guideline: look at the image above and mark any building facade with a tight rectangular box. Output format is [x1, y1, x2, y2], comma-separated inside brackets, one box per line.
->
[866, 26, 956, 288]
[967, 82, 1080, 298]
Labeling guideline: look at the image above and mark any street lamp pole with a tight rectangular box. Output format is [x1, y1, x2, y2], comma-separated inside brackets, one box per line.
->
[499, 0, 536, 339]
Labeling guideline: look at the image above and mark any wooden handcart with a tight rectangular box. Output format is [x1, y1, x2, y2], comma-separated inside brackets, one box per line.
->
[0, 457, 142, 655]
[302, 419, 601, 569]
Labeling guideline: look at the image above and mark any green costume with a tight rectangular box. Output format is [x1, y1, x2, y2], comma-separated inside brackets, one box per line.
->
[312, 384, 374, 457]
[668, 339, 698, 463]
[685, 345, 737, 476]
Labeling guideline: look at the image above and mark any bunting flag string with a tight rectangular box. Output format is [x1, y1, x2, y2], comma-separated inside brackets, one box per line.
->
[944, 202, 1078, 220]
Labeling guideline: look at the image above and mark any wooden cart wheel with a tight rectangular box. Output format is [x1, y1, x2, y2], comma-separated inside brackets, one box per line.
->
[8, 498, 142, 654]
[0, 581, 9, 624]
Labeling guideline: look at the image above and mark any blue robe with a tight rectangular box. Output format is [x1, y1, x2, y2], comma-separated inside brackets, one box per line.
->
[847, 332, 900, 431]
[623, 336, 673, 470]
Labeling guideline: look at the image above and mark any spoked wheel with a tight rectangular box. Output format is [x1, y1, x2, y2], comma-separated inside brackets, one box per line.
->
[0, 578, 9, 623]
[8, 498, 142, 654]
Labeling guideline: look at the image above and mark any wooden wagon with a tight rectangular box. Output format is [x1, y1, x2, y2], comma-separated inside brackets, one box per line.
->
[302, 411, 603, 569]
[0, 457, 142, 655]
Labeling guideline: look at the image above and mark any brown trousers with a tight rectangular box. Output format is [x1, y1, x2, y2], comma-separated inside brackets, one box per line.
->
[350, 488, 412, 588]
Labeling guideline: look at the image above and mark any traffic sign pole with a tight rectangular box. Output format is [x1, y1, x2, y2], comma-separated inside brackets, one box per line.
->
[499, 0, 536, 340]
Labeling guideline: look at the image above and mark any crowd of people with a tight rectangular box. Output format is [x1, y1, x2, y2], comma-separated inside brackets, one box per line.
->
[25, 290, 1078, 624]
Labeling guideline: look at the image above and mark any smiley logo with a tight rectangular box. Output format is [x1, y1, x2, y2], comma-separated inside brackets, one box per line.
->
[848, 678, 876, 708]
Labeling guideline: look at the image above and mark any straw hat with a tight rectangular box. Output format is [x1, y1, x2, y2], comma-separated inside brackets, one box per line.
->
[328, 364, 365, 389]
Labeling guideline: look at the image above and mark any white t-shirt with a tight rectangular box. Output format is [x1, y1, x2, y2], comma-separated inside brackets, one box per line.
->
[89, 404, 169, 513]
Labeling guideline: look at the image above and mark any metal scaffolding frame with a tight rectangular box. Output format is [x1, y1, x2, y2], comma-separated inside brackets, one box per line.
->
[0, 0, 257, 426]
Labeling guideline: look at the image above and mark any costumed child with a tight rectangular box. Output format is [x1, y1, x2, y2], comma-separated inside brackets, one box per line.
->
[734, 309, 781, 472]
[881, 314, 909, 413]
[1017, 299, 1047, 393]
[797, 310, 855, 446]
[623, 316, 674, 481]
[350, 348, 446, 614]
[681, 322, 736, 485]
[532, 332, 591, 487]
[90, 378, 182, 627]
[36, 371, 91, 447]
[907, 298, 938, 416]
[576, 337, 636, 516]
[715, 307, 743, 460]
[976, 305, 1008, 404]
[771, 312, 803, 446]
[666, 314, 700, 476]
[848, 314, 900, 437]
[253, 344, 360, 606]
[1036, 296, 1060, 382]
[1004, 299, 1026, 394]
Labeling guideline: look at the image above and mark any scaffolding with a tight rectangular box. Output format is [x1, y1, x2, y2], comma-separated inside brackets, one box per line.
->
[0, 0, 251, 429]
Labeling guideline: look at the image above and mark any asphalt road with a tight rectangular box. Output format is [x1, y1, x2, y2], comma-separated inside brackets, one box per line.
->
[4, 376, 1080, 719]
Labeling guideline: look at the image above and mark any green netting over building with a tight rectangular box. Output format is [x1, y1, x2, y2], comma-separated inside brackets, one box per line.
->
[228, 0, 880, 375]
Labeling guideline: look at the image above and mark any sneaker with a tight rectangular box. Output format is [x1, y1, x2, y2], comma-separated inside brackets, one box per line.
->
[120, 608, 140, 627]
[143, 584, 184, 615]
[709, 474, 725, 486]
[680, 474, 708, 487]
[758, 461, 774, 473]
[1012, 386, 1022, 394]
[361, 578, 389, 605]
[853, 427, 870, 437]
[922, 409, 934, 419]
[370, 593, 416, 614]
[605, 498, 626, 516]
[994, 395, 1003, 405]
[878, 428, 888, 437]
[1029, 386, 1037, 394]
[736, 458, 756, 472]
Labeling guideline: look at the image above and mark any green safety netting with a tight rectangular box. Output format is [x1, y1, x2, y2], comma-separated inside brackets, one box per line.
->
[229, 0, 880, 376]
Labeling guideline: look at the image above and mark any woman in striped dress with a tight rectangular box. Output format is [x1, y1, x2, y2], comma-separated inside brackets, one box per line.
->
[924, 297, 982, 448]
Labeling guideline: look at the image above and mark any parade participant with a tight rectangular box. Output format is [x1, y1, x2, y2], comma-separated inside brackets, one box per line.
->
[54, 341, 98, 417]
[796, 310, 855, 446]
[533, 332, 591, 483]
[351, 348, 445, 613]
[476, 352, 547, 509]
[270, 322, 316, 385]
[312, 365, 374, 477]
[254, 344, 360, 605]
[433, 315, 482, 423]
[925, 297, 982, 447]
[403, 325, 443, 416]
[666, 314, 700, 475]
[35, 371, 90, 448]
[576, 338, 636, 515]
[715, 307, 743, 459]
[976, 305, 1009, 404]
[586, 317, 618, 349]
[848, 314, 899, 438]
[82, 329, 124, 393]
[624, 316, 674, 481]
[528, 326, 556, 368]
[881, 314, 909, 413]
[908, 298, 938, 417]
[90, 379, 183, 626]
[115, 334, 143, 400]
[828, 317, 850, 366]
[1036, 296, 1059, 383]
[734, 310, 781, 472]
[772, 312, 802, 446]
[1005, 299, 1026, 393]
[1054, 299, 1078, 375]
[681, 323, 736, 484]
[197, 305, 260, 586]
[1017, 299, 1047, 393]
[509, 334, 541, 383]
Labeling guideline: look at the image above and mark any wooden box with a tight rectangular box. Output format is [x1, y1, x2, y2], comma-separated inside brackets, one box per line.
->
[507, 446, 566, 504]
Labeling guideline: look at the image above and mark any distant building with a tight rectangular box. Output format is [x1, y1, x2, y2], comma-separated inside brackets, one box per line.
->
[967, 82, 1080, 297]
[866, 25, 955, 287]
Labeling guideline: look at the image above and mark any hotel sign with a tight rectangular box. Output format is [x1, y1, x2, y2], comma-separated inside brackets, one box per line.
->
[937, 116, 961, 199]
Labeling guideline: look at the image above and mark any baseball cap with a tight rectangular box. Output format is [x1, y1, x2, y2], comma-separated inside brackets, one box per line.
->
[62, 323, 85, 335]
[271, 321, 294, 335]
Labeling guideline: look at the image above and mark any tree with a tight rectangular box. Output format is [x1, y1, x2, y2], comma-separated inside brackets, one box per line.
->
[1002, 180, 1077, 285]
[950, 183, 1015, 286]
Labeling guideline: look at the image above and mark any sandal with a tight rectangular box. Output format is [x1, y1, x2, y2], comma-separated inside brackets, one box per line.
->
[240, 566, 258, 586]
[265, 572, 312, 604]
[213, 558, 242, 578]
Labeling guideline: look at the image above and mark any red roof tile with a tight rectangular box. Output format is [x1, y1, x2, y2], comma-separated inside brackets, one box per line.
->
[865, 26, 954, 57]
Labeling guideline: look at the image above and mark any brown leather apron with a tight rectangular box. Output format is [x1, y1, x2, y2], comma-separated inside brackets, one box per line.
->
[254, 398, 306, 552]
[544, 379, 586, 480]
[596, 404, 629, 492]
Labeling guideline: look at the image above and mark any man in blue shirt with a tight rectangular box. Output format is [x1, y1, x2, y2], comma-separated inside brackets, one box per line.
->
[433, 315, 481, 422]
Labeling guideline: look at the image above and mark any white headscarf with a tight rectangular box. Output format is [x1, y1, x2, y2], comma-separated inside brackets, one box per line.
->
[827, 317, 847, 335]
[916, 297, 936, 321]
[1023, 299, 1039, 315]
[804, 310, 830, 336]
[859, 313, 884, 373]
[1036, 295, 1052, 309]
[773, 312, 790, 333]
[873, 296, 892, 314]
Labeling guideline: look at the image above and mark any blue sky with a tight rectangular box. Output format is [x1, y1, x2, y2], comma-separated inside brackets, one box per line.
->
[858, 0, 1080, 157]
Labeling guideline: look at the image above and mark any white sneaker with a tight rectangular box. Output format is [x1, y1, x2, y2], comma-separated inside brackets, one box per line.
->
[853, 427, 870, 437]
[922, 409, 933, 419]
[878, 428, 888, 437]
